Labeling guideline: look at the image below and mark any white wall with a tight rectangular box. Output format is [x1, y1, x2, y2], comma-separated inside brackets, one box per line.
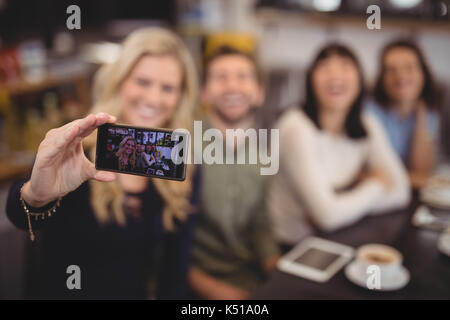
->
[258, 18, 450, 84]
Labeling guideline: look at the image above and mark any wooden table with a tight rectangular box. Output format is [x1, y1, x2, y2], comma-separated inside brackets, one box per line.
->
[253, 199, 450, 299]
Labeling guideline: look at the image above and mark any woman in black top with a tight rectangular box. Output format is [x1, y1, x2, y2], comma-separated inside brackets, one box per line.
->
[115, 136, 137, 171]
[6, 27, 199, 299]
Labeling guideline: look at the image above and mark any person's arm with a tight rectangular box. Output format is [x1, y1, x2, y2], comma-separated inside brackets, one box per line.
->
[7, 176, 90, 235]
[187, 166, 250, 301]
[6, 177, 53, 231]
[408, 104, 437, 188]
[248, 186, 281, 274]
[142, 153, 155, 167]
[6, 113, 116, 235]
[156, 166, 201, 299]
[188, 267, 250, 300]
[363, 114, 411, 213]
[279, 112, 385, 232]
[157, 213, 197, 299]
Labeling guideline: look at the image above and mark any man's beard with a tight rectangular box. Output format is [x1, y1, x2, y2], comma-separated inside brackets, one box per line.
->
[213, 105, 258, 126]
[212, 93, 258, 125]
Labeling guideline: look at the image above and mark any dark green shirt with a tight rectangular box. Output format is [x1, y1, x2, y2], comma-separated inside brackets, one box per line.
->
[192, 119, 280, 292]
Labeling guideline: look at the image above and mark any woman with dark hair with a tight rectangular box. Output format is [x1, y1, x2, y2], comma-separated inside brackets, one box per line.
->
[143, 143, 157, 171]
[268, 44, 410, 245]
[367, 39, 441, 188]
[145, 143, 155, 156]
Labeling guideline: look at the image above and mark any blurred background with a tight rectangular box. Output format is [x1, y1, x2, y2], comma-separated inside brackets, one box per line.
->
[0, 0, 449, 299]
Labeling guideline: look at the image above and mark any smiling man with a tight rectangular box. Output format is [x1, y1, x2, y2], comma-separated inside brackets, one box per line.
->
[188, 44, 280, 300]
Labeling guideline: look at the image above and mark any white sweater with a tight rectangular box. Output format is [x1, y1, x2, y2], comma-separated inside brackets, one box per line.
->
[267, 108, 411, 244]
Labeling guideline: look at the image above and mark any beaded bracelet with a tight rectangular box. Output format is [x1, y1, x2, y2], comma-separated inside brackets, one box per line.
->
[19, 185, 62, 241]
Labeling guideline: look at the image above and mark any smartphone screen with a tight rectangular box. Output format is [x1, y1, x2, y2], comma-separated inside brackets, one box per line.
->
[95, 123, 189, 181]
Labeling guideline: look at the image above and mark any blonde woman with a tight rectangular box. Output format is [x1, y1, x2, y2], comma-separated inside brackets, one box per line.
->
[6, 28, 200, 299]
[115, 136, 137, 171]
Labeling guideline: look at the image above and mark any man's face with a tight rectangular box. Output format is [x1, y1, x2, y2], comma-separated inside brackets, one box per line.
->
[136, 144, 142, 154]
[202, 54, 264, 124]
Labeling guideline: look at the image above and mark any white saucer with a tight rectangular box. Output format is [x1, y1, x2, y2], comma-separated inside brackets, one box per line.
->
[421, 183, 450, 209]
[344, 261, 410, 291]
[438, 232, 450, 257]
[421, 191, 450, 209]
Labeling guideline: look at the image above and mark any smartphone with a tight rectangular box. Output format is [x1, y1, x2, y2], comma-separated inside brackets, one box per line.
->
[95, 123, 189, 181]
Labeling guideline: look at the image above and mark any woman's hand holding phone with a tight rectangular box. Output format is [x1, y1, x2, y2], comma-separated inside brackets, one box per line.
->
[21, 113, 117, 208]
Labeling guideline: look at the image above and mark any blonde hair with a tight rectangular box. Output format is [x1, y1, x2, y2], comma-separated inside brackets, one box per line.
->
[83, 27, 198, 230]
[116, 136, 136, 170]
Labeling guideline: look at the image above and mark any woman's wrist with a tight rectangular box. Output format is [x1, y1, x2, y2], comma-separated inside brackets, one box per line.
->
[21, 181, 54, 208]
[20, 181, 63, 242]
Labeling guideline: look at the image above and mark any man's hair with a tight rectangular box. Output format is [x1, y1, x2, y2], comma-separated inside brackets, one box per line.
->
[202, 45, 264, 85]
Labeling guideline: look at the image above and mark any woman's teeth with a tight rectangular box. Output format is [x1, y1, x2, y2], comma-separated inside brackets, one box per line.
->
[327, 85, 346, 96]
[136, 105, 158, 118]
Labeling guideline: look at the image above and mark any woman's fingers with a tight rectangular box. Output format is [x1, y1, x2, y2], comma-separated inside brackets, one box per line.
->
[62, 113, 116, 150]
[83, 159, 116, 182]
[99, 112, 117, 124]
[37, 124, 80, 163]
[62, 122, 82, 147]
[46, 114, 93, 150]
[37, 113, 116, 166]
[56, 113, 116, 145]
[93, 170, 116, 182]
[76, 114, 99, 138]
[78, 113, 116, 139]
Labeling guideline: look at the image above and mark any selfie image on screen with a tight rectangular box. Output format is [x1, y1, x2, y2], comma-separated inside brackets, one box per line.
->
[96, 124, 187, 180]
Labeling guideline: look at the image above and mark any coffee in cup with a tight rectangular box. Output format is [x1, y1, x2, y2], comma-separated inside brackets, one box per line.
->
[355, 244, 403, 281]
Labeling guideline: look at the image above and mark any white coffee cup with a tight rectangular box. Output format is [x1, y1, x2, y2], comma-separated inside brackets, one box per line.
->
[355, 244, 403, 281]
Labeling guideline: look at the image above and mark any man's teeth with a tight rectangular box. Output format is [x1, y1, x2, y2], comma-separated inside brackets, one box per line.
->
[222, 94, 246, 105]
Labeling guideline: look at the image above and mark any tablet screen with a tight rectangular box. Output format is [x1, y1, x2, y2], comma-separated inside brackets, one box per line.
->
[294, 248, 341, 271]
